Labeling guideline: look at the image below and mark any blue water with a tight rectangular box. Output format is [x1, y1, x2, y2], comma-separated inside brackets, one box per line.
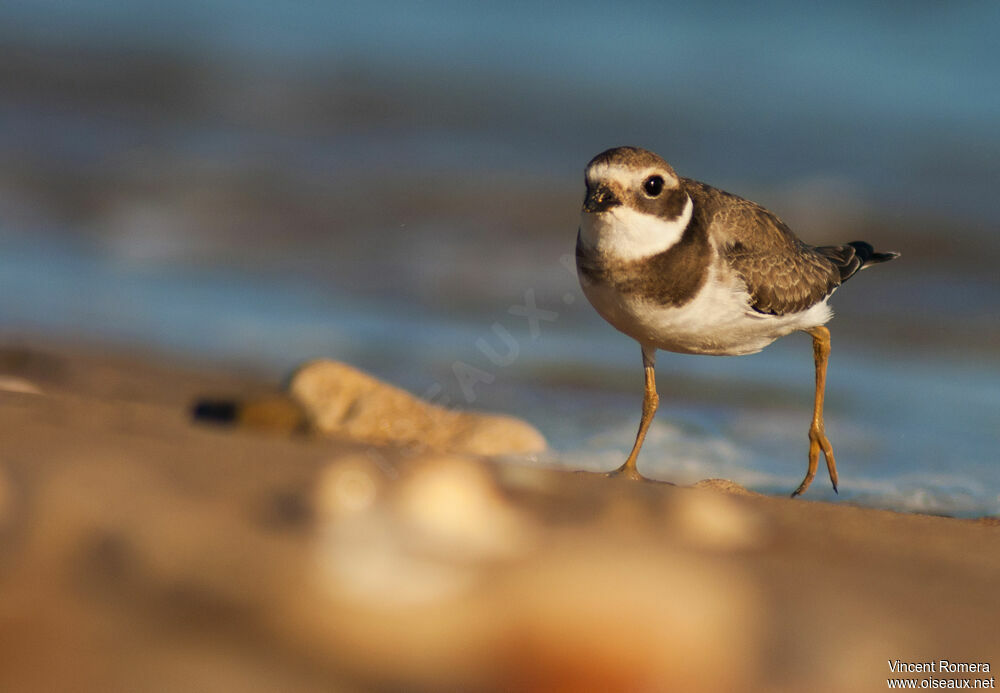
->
[3, 230, 999, 516]
[0, 2, 998, 515]
[1, 2, 999, 220]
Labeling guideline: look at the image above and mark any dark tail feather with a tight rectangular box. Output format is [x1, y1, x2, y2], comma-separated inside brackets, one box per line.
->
[847, 241, 900, 268]
[816, 241, 899, 282]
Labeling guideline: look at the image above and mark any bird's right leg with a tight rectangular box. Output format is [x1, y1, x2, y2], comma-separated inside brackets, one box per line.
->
[609, 346, 658, 481]
[792, 325, 838, 497]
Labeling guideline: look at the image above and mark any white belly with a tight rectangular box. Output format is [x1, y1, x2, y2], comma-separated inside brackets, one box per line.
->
[580, 263, 833, 356]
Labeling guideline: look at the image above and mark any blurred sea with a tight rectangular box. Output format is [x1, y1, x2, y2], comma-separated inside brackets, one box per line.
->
[1, 2, 998, 515]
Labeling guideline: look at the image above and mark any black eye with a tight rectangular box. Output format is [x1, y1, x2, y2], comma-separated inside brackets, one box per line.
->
[643, 175, 665, 197]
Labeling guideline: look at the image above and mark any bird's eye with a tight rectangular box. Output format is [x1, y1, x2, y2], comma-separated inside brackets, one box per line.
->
[643, 175, 665, 197]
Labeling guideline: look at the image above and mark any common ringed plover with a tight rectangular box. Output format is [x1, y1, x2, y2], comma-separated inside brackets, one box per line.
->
[576, 146, 898, 496]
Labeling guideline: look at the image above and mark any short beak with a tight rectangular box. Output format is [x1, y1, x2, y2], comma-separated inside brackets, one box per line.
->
[583, 184, 620, 213]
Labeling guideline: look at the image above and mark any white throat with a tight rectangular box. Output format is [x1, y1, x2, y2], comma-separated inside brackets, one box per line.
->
[580, 195, 693, 262]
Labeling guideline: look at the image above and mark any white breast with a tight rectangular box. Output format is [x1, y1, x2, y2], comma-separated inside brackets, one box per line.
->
[580, 196, 693, 262]
[580, 258, 833, 356]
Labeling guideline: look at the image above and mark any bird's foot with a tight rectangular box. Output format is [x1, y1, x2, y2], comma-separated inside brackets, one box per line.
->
[791, 424, 838, 497]
[606, 462, 644, 481]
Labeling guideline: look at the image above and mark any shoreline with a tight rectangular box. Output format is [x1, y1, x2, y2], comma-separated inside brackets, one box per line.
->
[1, 340, 998, 691]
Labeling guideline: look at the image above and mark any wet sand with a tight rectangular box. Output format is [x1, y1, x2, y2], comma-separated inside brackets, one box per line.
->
[1, 341, 998, 692]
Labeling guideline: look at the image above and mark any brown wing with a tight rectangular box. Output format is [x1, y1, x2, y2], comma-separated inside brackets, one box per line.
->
[683, 178, 841, 316]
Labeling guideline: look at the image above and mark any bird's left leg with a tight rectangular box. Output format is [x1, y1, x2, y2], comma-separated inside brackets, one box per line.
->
[792, 325, 839, 497]
[609, 346, 658, 481]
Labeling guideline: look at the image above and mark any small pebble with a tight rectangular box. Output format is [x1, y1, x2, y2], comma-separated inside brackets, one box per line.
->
[394, 455, 532, 560]
[0, 376, 43, 395]
[670, 487, 767, 551]
[314, 455, 383, 520]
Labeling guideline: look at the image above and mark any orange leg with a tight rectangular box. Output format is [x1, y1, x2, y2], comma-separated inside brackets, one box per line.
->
[792, 326, 839, 497]
[609, 348, 657, 481]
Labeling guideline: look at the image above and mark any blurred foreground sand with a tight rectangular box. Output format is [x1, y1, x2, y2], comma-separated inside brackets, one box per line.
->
[1, 343, 998, 692]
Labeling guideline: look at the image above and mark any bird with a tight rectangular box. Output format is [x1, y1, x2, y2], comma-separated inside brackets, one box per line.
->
[575, 146, 898, 496]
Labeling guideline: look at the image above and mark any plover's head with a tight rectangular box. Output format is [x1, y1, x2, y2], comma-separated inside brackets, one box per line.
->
[580, 146, 692, 260]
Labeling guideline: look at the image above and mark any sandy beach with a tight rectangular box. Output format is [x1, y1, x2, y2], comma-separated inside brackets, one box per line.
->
[1, 4, 999, 692]
[1, 340, 997, 692]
